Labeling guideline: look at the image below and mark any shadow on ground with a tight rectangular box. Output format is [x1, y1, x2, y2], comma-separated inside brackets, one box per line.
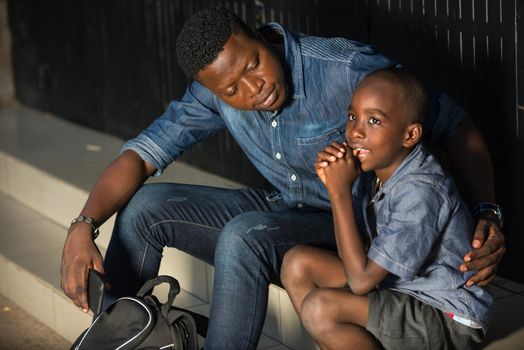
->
[0, 293, 69, 350]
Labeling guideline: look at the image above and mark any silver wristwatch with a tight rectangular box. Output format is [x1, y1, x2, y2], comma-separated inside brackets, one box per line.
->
[473, 202, 504, 228]
[70, 215, 100, 239]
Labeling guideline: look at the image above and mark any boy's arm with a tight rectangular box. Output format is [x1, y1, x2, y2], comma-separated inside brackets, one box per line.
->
[316, 147, 388, 295]
[328, 188, 389, 295]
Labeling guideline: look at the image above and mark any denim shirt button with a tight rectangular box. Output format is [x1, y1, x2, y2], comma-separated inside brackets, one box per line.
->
[291, 174, 297, 181]
[275, 152, 282, 160]
[271, 120, 277, 127]
[297, 203, 304, 208]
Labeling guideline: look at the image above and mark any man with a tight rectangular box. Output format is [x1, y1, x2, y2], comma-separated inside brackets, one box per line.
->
[61, 6, 504, 349]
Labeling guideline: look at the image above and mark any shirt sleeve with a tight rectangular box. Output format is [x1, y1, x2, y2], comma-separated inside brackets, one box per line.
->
[121, 81, 226, 175]
[368, 180, 450, 280]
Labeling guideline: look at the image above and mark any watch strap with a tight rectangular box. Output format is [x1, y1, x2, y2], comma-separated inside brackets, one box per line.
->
[473, 202, 504, 228]
[70, 215, 100, 239]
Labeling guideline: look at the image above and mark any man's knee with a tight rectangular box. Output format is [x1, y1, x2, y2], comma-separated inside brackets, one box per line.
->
[215, 212, 280, 261]
[113, 183, 175, 246]
[116, 184, 161, 222]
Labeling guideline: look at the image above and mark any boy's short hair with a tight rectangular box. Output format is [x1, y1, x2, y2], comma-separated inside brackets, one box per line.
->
[176, 6, 253, 80]
[366, 68, 427, 123]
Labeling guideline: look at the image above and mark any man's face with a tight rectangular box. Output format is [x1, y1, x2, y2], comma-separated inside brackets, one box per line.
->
[345, 76, 414, 181]
[197, 31, 287, 111]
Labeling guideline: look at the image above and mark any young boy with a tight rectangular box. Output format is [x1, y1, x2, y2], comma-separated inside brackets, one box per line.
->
[280, 68, 493, 350]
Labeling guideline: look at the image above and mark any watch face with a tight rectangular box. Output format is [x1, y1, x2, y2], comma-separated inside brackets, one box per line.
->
[474, 203, 504, 227]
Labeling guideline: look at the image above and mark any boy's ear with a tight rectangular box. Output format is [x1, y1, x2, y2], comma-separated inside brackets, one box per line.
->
[403, 123, 423, 147]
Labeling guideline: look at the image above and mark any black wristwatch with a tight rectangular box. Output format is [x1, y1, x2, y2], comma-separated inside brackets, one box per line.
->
[473, 202, 504, 228]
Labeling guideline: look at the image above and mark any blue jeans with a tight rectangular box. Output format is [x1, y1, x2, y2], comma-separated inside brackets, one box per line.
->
[103, 183, 336, 349]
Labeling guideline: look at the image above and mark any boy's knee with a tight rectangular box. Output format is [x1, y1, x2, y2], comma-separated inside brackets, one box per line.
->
[281, 245, 313, 288]
[301, 290, 336, 335]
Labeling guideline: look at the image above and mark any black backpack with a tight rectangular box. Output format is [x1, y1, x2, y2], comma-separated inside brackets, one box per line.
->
[71, 275, 207, 350]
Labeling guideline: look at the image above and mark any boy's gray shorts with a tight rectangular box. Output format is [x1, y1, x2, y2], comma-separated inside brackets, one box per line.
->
[366, 289, 484, 350]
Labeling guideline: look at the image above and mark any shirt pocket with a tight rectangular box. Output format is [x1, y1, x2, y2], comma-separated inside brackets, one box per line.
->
[296, 128, 345, 174]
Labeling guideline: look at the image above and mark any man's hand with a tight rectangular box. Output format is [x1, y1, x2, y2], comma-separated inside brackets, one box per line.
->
[60, 224, 105, 312]
[460, 213, 505, 286]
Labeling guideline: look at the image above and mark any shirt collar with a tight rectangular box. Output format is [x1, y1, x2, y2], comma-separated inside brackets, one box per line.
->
[259, 22, 305, 100]
[373, 143, 429, 200]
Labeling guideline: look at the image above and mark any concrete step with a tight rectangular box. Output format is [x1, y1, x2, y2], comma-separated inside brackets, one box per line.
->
[1, 105, 523, 349]
[0, 105, 316, 349]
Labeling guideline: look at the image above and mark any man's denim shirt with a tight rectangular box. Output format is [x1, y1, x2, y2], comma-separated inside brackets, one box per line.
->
[355, 144, 493, 333]
[122, 23, 465, 211]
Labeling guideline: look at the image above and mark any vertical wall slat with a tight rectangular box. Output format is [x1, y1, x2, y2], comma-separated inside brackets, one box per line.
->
[517, 0, 524, 282]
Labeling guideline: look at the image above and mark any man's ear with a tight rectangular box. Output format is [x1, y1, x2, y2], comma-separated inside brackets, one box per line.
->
[403, 123, 423, 147]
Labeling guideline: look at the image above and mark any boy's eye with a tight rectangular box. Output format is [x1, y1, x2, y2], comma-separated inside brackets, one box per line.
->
[348, 114, 356, 121]
[369, 117, 381, 125]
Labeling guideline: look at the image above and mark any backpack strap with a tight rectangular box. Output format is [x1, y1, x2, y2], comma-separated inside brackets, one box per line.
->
[137, 275, 181, 317]
[167, 308, 199, 350]
[171, 306, 208, 337]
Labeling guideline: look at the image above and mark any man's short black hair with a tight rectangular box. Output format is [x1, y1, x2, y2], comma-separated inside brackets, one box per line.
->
[176, 6, 253, 80]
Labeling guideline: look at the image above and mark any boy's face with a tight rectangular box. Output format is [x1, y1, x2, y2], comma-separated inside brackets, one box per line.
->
[198, 31, 287, 111]
[345, 75, 419, 181]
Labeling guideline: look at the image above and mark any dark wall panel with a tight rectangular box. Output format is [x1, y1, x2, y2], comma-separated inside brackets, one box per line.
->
[7, 0, 523, 282]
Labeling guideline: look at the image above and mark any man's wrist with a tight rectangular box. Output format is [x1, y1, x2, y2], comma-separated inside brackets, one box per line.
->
[69, 215, 100, 239]
[473, 202, 504, 228]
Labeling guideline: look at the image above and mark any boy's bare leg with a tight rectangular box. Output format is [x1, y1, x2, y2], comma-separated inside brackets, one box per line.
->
[281, 245, 381, 350]
[302, 288, 381, 350]
[281, 245, 347, 315]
